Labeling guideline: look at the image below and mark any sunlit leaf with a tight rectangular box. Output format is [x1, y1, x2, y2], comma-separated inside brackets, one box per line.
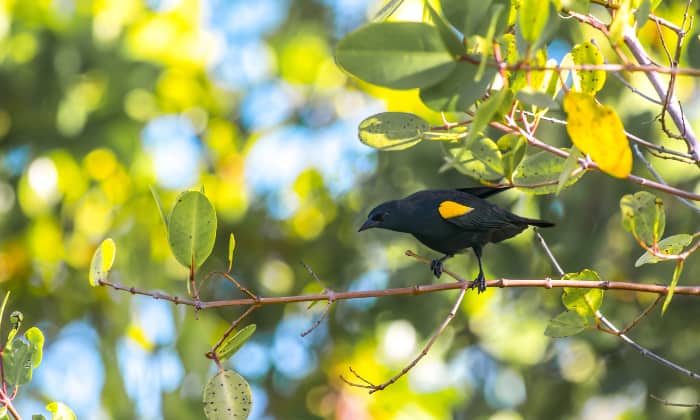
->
[519, 0, 549, 42]
[335, 22, 456, 89]
[168, 191, 217, 269]
[497, 134, 527, 181]
[371, 0, 405, 21]
[561, 0, 590, 14]
[445, 148, 503, 182]
[563, 91, 632, 178]
[561, 269, 603, 318]
[513, 150, 585, 194]
[620, 191, 665, 246]
[228, 233, 236, 273]
[662, 260, 684, 315]
[571, 41, 605, 94]
[203, 370, 252, 420]
[608, 0, 631, 45]
[358, 112, 428, 150]
[544, 311, 588, 337]
[635, 234, 692, 267]
[635, 0, 652, 30]
[88, 238, 116, 287]
[46, 402, 76, 420]
[216, 324, 256, 362]
[419, 62, 496, 112]
[5, 327, 44, 386]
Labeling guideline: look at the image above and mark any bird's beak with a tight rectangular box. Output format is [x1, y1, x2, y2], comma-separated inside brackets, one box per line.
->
[358, 219, 377, 232]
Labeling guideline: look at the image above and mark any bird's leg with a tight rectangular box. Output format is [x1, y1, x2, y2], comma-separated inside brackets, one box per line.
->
[471, 246, 487, 293]
[430, 254, 452, 278]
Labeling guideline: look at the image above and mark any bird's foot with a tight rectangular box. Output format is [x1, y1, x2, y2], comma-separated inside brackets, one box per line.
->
[429, 259, 444, 278]
[469, 273, 487, 294]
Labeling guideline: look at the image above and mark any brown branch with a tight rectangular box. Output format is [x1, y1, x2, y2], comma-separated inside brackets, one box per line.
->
[535, 231, 700, 381]
[493, 119, 700, 201]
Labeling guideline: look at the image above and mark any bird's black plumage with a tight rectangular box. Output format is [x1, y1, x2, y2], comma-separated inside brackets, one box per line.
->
[359, 186, 554, 292]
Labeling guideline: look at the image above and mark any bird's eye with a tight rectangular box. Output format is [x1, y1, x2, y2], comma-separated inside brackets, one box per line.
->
[371, 213, 385, 222]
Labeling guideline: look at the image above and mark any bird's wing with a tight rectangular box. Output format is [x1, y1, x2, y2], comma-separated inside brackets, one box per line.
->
[456, 186, 511, 198]
[437, 200, 515, 230]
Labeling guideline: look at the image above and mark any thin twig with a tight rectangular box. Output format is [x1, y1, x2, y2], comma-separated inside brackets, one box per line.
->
[342, 279, 470, 393]
[206, 305, 259, 370]
[650, 393, 700, 407]
[300, 262, 335, 337]
[632, 144, 700, 213]
[618, 295, 663, 336]
[535, 232, 700, 381]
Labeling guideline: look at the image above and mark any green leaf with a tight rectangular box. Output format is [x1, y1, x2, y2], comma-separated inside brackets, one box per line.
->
[497, 134, 527, 181]
[635, 234, 692, 267]
[556, 146, 582, 195]
[358, 112, 428, 150]
[227, 233, 236, 273]
[46, 402, 76, 420]
[466, 89, 508, 145]
[470, 137, 503, 175]
[335, 22, 456, 89]
[571, 41, 605, 94]
[168, 191, 217, 269]
[6, 311, 22, 347]
[661, 260, 684, 315]
[620, 191, 665, 246]
[442, 0, 510, 38]
[150, 185, 168, 227]
[31, 415, 45, 420]
[561, 269, 603, 317]
[635, 0, 652, 29]
[425, 1, 463, 56]
[512, 150, 585, 194]
[203, 370, 252, 420]
[216, 324, 257, 362]
[608, 0, 631, 45]
[445, 146, 503, 182]
[544, 311, 588, 337]
[419, 62, 496, 112]
[519, 0, 550, 42]
[5, 328, 43, 386]
[88, 238, 116, 287]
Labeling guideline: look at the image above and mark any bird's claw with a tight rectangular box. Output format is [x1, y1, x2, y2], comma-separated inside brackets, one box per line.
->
[469, 273, 487, 294]
[430, 259, 444, 278]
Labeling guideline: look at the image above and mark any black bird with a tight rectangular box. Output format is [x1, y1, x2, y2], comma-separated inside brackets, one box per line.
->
[358, 186, 554, 293]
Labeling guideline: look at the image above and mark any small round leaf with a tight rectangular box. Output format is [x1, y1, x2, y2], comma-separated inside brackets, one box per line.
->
[358, 112, 428, 151]
[88, 238, 116, 287]
[168, 191, 217, 269]
[203, 370, 252, 420]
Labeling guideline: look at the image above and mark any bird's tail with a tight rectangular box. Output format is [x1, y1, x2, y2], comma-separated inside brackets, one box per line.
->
[514, 215, 555, 228]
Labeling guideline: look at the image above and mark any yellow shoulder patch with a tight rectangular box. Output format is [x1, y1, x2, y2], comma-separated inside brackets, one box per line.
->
[438, 201, 474, 219]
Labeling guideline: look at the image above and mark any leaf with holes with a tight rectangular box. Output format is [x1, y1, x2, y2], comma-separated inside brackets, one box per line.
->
[203, 370, 252, 420]
[571, 41, 605, 94]
[168, 191, 217, 269]
[513, 150, 584, 194]
[358, 112, 428, 150]
[620, 191, 665, 247]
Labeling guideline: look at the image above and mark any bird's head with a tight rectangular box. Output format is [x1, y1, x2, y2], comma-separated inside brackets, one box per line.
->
[358, 200, 404, 232]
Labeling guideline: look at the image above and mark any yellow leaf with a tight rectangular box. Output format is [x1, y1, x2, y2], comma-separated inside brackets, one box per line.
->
[563, 92, 632, 178]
